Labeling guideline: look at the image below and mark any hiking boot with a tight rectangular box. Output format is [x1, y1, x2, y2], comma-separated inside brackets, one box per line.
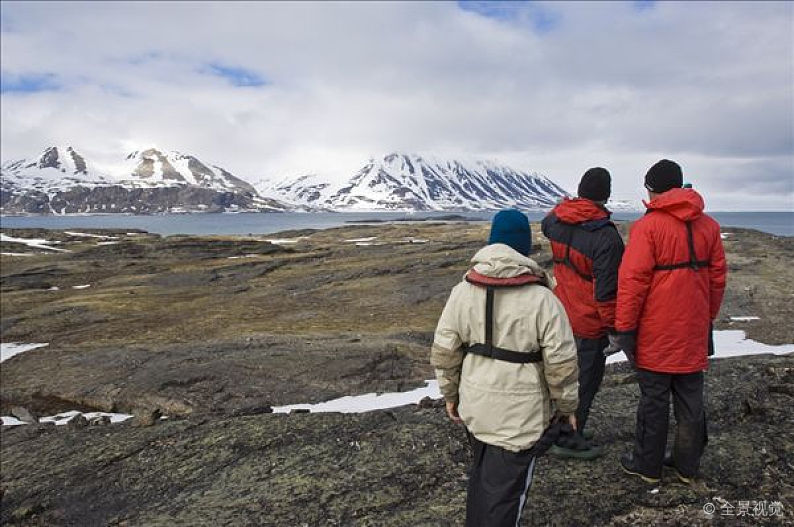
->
[549, 432, 602, 460]
[662, 453, 694, 484]
[620, 453, 661, 484]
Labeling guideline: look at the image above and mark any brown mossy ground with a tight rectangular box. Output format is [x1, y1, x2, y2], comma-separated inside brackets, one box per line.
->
[1, 354, 791, 526]
[1, 222, 792, 525]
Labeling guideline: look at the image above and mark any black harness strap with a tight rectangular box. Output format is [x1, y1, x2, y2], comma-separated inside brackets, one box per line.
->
[552, 223, 593, 282]
[463, 284, 543, 364]
[653, 221, 710, 271]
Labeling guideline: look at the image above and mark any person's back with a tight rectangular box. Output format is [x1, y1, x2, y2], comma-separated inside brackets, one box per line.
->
[437, 243, 579, 451]
[617, 188, 725, 372]
[431, 209, 579, 526]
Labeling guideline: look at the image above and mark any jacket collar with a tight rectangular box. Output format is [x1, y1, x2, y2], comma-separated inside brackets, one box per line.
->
[469, 243, 549, 281]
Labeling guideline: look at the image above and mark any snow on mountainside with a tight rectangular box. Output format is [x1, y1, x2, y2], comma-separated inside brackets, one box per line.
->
[118, 149, 257, 194]
[1, 146, 114, 194]
[1, 146, 287, 214]
[264, 153, 570, 211]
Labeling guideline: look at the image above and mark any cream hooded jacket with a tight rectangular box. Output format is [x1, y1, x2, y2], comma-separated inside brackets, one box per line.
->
[431, 244, 579, 452]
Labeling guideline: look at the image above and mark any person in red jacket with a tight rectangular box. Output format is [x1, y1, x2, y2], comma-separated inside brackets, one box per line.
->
[541, 168, 625, 459]
[611, 159, 727, 484]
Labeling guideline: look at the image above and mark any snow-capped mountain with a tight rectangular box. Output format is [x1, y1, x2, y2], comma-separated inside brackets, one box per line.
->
[118, 148, 257, 194]
[264, 153, 570, 211]
[1, 146, 115, 194]
[1, 146, 287, 214]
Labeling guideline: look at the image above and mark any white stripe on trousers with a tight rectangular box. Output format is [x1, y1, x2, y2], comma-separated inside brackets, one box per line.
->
[514, 457, 537, 527]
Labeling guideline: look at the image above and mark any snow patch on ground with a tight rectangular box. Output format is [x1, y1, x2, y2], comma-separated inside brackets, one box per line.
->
[264, 238, 302, 245]
[345, 237, 377, 243]
[730, 316, 760, 322]
[39, 410, 133, 426]
[227, 254, 260, 259]
[1, 343, 49, 363]
[1, 410, 134, 427]
[72, 284, 91, 289]
[64, 231, 117, 240]
[0, 252, 35, 256]
[0, 233, 69, 252]
[272, 380, 440, 414]
[607, 330, 794, 365]
[97, 241, 120, 246]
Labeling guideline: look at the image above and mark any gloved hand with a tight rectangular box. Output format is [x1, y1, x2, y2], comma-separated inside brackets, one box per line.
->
[604, 332, 636, 366]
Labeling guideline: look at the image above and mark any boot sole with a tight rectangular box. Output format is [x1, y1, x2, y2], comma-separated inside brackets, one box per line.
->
[549, 444, 603, 460]
[621, 463, 661, 484]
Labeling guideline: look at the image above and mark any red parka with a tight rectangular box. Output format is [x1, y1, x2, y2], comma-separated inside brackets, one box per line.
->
[615, 189, 727, 373]
[541, 199, 624, 339]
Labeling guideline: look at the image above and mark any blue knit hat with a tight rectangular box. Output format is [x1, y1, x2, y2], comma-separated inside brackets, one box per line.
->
[488, 209, 532, 256]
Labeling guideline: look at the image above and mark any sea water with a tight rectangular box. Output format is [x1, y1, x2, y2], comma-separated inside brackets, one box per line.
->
[0, 211, 791, 237]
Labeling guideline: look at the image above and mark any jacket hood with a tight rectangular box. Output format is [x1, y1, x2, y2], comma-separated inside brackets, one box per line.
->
[552, 198, 609, 226]
[470, 243, 548, 280]
[644, 188, 704, 221]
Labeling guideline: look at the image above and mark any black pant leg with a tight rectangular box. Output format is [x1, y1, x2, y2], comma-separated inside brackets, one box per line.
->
[574, 336, 608, 433]
[466, 435, 537, 527]
[671, 371, 706, 477]
[633, 369, 672, 478]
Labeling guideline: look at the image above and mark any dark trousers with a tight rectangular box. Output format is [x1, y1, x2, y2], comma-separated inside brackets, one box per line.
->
[633, 369, 706, 478]
[466, 435, 536, 527]
[575, 336, 608, 433]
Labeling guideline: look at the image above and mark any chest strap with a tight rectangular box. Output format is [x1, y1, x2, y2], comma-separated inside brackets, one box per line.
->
[552, 223, 593, 282]
[463, 286, 543, 364]
[653, 221, 710, 271]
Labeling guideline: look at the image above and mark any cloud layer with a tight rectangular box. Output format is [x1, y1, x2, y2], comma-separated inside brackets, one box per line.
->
[1, 1, 791, 210]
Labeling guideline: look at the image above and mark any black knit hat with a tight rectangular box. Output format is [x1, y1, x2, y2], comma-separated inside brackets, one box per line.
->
[645, 159, 683, 193]
[577, 167, 611, 202]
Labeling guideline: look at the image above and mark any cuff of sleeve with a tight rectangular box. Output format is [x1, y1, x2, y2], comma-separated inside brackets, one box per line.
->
[613, 328, 637, 336]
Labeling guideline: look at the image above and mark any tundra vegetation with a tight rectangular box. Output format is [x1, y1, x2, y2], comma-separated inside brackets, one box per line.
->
[1, 222, 792, 525]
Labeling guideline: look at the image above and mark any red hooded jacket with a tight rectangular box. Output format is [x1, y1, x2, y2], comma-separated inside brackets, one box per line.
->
[615, 189, 727, 373]
[542, 198, 624, 339]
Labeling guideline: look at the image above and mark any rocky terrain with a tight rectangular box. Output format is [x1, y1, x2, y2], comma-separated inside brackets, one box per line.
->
[1, 222, 792, 525]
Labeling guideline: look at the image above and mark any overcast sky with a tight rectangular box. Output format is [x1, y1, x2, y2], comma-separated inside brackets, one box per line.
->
[1, 1, 792, 210]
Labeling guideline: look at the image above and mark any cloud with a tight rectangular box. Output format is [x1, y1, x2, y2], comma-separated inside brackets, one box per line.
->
[0, 1, 791, 210]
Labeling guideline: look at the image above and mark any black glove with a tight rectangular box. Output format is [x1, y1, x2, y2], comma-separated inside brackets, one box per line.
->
[604, 331, 636, 366]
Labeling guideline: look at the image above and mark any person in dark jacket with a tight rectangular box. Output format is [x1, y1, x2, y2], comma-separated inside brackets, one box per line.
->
[611, 159, 727, 484]
[541, 168, 625, 459]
